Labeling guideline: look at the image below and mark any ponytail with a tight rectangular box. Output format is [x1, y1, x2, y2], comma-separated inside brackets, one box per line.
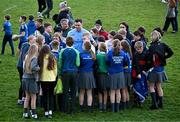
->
[113, 39, 121, 56]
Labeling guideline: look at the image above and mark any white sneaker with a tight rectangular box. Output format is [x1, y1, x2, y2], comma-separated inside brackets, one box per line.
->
[48, 110, 52, 115]
[32, 114, 38, 119]
[23, 113, 29, 118]
[48, 110, 52, 118]
[161, 0, 167, 3]
[37, 12, 43, 18]
[45, 111, 49, 117]
[29, 110, 32, 115]
[17, 99, 23, 105]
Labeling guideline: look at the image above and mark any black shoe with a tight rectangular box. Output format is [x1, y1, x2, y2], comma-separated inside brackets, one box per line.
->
[150, 105, 158, 110]
[158, 103, 163, 109]
[80, 105, 84, 112]
[88, 106, 93, 113]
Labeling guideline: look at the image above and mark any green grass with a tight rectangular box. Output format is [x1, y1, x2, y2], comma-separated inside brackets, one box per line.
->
[0, 0, 180, 121]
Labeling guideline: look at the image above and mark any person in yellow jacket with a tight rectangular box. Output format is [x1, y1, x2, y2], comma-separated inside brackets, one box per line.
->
[38, 44, 57, 119]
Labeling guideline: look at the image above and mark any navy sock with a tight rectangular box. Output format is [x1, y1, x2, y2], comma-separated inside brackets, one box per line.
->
[111, 103, 115, 112]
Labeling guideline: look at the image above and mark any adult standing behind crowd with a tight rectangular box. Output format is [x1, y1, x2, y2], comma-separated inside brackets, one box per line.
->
[42, 0, 53, 19]
[119, 22, 134, 41]
[54, 19, 71, 39]
[174, 0, 179, 32]
[37, 0, 46, 17]
[162, 0, 177, 33]
[67, 19, 96, 53]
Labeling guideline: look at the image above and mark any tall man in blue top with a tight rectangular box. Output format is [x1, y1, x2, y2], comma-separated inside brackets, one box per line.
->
[67, 19, 96, 53]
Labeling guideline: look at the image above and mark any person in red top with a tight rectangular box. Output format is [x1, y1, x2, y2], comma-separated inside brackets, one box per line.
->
[94, 19, 109, 40]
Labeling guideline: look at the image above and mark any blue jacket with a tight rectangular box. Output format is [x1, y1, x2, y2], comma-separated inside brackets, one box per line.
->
[17, 42, 30, 68]
[19, 23, 28, 43]
[133, 73, 148, 103]
[59, 47, 80, 75]
[3, 21, 12, 35]
[79, 51, 95, 72]
[107, 50, 128, 74]
[27, 20, 36, 36]
[124, 51, 132, 73]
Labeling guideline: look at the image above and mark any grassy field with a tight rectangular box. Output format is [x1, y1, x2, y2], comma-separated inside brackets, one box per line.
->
[0, 0, 180, 121]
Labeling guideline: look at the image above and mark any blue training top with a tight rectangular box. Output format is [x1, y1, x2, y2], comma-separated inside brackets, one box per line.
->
[59, 47, 79, 74]
[19, 23, 28, 43]
[107, 49, 128, 74]
[3, 21, 12, 35]
[17, 42, 30, 68]
[27, 20, 36, 36]
[123, 51, 132, 73]
[79, 51, 95, 72]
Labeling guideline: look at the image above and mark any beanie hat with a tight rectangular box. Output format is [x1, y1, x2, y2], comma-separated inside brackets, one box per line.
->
[59, 1, 68, 10]
[95, 19, 102, 26]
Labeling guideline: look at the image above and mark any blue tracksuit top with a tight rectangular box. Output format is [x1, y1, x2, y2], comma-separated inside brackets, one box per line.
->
[3, 21, 12, 35]
[27, 20, 36, 36]
[67, 28, 94, 53]
[107, 49, 128, 74]
[123, 51, 132, 73]
[17, 42, 30, 68]
[79, 51, 95, 72]
[19, 23, 28, 43]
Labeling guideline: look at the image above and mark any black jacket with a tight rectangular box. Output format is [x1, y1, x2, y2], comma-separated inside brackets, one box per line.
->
[132, 50, 150, 77]
[148, 41, 173, 66]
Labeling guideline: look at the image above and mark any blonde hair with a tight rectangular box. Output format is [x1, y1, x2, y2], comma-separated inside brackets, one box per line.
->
[112, 39, 121, 56]
[24, 44, 38, 73]
[121, 40, 132, 58]
[82, 32, 90, 38]
[134, 41, 143, 49]
[151, 30, 161, 42]
[53, 32, 61, 39]
[36, 35, 45, 50]
[98, 42, 107, 52]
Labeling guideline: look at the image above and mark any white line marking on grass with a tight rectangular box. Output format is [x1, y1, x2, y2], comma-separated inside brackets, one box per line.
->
[3, 5, 17, 12]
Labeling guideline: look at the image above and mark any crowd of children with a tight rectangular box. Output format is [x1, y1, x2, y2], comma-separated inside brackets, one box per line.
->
[0, 0, 176, 120]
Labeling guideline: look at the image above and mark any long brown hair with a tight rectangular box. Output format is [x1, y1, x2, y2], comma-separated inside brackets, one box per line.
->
[38, 45, 56, 74]
[83, 41, 96, 60]
[24, 44, 38, 73]
[168, 0, 176, 8]
[112, 39, 121, 56]
[121, 40, 132, 59]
